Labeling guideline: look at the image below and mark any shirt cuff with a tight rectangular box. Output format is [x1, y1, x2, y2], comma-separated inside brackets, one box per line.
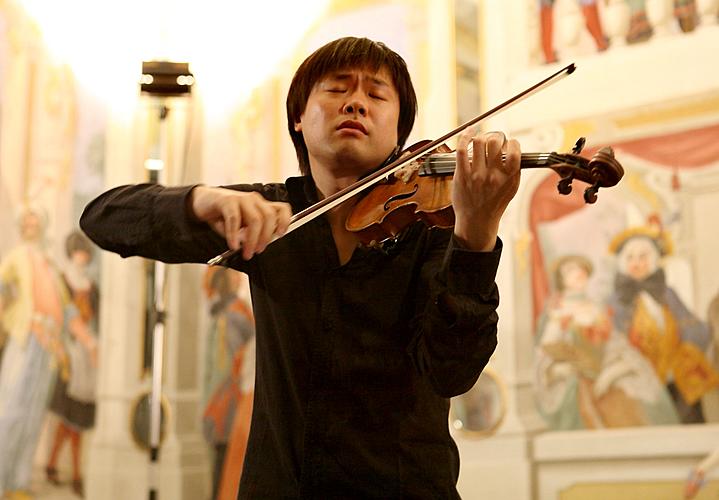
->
[150, 184, 205, 233]
[442, 236, 502, 295]
[149, 184, 230, 261]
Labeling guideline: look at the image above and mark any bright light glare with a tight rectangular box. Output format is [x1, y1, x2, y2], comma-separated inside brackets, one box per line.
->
[176, 75, 194, 86]
[144, 158, 165, 171]
[19, 0, 329, 109]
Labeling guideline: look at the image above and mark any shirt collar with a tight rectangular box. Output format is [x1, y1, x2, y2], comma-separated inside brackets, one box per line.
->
[285, 175, 319, 213]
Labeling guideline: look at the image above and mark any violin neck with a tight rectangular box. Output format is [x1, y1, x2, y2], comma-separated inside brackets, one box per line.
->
[419, 152, 563, 176]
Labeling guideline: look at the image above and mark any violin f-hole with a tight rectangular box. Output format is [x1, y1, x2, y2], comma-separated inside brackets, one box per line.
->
[384, 184, 419, 211]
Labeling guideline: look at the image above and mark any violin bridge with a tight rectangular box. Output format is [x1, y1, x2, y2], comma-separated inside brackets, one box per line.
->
[395, 162, 419, 183]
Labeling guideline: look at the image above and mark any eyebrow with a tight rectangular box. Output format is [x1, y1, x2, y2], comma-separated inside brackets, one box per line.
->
[327, 72, 391, 88]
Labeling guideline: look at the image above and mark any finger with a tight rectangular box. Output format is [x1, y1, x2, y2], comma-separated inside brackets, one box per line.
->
[504, 138, 521, 174]
[472, 134, 488, 172]
[256, 202, 278, 253]
[209, 219, 226, 239]
[221, 204, 242, 250]
[456, 127, 474, 175]
[485, 132, 507, 168]
[239, 205, 262, 260]
[273, 202, 292, 236]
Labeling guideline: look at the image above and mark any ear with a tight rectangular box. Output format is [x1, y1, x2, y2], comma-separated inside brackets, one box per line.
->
[294, 119, 302, 132]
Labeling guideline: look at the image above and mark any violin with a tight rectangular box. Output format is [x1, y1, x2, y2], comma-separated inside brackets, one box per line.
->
[207, 63, 623, 266]
[345, 137, 623, 246]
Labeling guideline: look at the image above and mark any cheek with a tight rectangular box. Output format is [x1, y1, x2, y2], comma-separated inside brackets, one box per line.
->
[305, 104, 333, 133]
[627, 257, 650, 278]
[378, 115, 399, 144]
[388, 108, 401, 139]
[635, 256, 651, 272]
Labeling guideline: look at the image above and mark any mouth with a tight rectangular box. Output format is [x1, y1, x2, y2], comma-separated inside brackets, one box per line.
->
[336, 120, 368, 135]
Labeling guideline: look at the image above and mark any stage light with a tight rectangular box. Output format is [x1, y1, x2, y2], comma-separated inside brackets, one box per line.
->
[140, 61, 193, 96]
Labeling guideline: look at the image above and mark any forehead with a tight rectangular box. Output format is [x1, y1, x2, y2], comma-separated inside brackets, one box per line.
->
[22, 212, 40, 223]
[620, 238, 659, 259]
[622, 237, 657, 255]
[561, 260, 585, 272]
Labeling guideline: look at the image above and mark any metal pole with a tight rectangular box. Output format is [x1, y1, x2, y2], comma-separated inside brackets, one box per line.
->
[148, 104, 169, 500]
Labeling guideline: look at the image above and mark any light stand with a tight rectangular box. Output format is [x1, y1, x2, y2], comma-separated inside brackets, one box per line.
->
[139, 61, 194, 500]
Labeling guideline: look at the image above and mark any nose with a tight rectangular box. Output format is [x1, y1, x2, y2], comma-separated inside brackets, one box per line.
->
[343, 97, 367, 116]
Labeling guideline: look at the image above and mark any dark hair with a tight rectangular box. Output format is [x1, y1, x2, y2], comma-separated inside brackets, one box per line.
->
[286, 37, 417, 175]
[65, 230, 94, 260]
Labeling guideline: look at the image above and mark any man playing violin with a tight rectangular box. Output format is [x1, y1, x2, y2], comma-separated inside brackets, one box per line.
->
[81, 36, 521, 498]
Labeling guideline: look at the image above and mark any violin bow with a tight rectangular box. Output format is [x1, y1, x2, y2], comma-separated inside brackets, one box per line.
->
[208, 63, 576, 266]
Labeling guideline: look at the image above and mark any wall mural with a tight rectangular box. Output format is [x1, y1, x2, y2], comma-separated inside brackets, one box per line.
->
[531, 123, 719, 431]
[538, 0, 608, 64]
[625, 0, 699, 43]
[536, 0, 706, 65]
[201, 267, 255, 500]
[0, 2, 107, 498]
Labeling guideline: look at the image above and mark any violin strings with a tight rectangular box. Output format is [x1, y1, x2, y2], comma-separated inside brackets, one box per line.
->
[421, 153, 571, 175]
[428, 153, 555, 161]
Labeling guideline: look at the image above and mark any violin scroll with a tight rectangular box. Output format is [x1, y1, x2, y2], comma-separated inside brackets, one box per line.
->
[551, 143, 624, 204]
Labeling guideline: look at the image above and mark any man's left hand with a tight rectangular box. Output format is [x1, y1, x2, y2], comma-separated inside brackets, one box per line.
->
[452, 130, 521, 251]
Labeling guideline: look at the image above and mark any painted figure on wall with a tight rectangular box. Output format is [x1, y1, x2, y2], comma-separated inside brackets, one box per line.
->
[684, 292, 719, 498]
[45, 230, 99, 498]
[201, 267, 255, 500]
[216, 336, 255, 500]
[0, 205, 70, 498]
[626, 0, 699, 44]
[538, 0, 608, 64]
[0, 254, 6, 371]
[535, 254, 679, 430]
[451, 369, 505, 435]
[626, 0, 655, 43]
[607, 226, 719, 423]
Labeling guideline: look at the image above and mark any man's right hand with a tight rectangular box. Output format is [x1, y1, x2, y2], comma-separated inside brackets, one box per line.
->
[188, 186, 292, 260]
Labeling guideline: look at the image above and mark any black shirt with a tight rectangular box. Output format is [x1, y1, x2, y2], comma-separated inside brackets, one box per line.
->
[80, 176, 502, 499]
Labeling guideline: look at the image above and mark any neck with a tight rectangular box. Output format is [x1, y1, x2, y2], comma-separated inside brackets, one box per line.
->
[308, 148, 393, 199]
[312, 167, 360, 200]
[311, 168, 361, 230]
[308, 160, 365, 266]
[22, 239, 42, 249]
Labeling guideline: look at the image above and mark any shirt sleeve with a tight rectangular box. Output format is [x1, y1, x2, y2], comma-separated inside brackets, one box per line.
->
[407, 231, 502, 398]
[80, 183, 239, 266]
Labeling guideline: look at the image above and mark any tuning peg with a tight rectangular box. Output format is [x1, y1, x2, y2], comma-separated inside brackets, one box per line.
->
[572, 137, 586, 155]
[557, 174, 574, 195]
[583, 183, 600, 203]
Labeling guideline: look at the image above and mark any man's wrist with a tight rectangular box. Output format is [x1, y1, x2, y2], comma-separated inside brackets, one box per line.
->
[453, 221, 498, 251]
[185, 185, 205, 222]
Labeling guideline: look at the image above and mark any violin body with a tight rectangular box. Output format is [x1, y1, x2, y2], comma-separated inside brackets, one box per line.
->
[346, 141, 455, 245]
